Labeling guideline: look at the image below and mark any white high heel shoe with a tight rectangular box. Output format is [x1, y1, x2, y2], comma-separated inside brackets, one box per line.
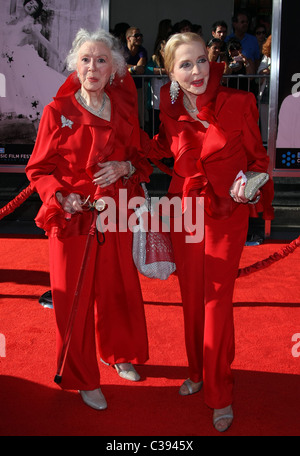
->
[114, 363, 141, 382]
[79, 388, 107, 410]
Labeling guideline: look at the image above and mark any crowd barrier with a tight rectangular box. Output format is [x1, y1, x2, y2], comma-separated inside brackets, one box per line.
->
[132, 74, 270, 141]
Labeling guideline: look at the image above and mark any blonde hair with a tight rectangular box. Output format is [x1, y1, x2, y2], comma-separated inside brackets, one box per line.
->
[164, 32, 207, 74]
[66, 28, 127, 77]
[262, 34, 271, 58]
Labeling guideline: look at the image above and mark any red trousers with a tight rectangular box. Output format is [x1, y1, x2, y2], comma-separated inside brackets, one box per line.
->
[49, 228, 148, 391]
[170, 203, 249, 409]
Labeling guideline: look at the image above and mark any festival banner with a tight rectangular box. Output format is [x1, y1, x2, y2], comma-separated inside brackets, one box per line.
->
[0, 0, 109, 168]
[270, 0, 300, 174]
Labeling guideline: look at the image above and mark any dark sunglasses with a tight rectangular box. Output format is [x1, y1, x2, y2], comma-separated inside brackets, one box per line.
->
[131, 33, 143, 38]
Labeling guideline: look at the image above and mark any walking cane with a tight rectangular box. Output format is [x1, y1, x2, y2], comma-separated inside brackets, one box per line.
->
[54, 199, 105, 385]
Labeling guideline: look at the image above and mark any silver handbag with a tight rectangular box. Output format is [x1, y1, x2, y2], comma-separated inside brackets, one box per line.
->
[244, 171, 269, 200]
[132, 183, 176, 280]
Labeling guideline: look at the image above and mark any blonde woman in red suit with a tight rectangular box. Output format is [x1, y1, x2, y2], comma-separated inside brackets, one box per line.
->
[26, 29, 152, 410]
[144, 32, 274, 432]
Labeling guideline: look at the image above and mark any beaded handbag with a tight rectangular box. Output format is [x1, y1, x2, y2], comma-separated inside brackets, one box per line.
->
[244, 171, 269, 200]
[132, 183, 176, 280]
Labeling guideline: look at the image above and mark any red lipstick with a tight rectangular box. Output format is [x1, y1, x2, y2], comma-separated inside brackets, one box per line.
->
[191, 79, 204, 87]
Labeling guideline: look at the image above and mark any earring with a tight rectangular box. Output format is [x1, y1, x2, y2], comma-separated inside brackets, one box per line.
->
[109, 73, 115, 85]
[170, 80, 180, 104]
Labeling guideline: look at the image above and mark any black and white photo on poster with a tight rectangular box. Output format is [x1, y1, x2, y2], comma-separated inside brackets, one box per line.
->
[0, 0, 104, 164]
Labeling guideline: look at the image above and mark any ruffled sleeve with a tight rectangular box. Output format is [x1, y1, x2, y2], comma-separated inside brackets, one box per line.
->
[26, 104, 70, 200]
[25, 104, 73, 233]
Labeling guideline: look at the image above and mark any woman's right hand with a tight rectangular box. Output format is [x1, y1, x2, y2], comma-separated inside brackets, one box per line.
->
[56, 192, 84, 214]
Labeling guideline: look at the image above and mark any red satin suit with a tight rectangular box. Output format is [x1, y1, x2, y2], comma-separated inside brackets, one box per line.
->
[26, 72, 152, 391]
[146, 62, 274, 409]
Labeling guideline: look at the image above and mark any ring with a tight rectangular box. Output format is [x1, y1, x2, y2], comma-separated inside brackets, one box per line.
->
[105, 177, 110, 183]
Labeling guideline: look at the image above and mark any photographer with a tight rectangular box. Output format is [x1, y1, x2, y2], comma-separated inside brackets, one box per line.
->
[225, 38, 254, 91]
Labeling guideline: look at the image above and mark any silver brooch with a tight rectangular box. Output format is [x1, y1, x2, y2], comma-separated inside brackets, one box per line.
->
[61, 115, 73, 129]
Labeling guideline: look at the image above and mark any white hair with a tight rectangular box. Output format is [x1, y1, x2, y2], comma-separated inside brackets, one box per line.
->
[66, 28, 127, 77]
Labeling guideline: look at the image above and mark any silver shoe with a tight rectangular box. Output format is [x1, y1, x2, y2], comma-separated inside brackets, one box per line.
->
[79, 388, 107, 410]
[213, 406, 234, 432]
[114, 363, 140, 382]
[179, 379, 203, 396]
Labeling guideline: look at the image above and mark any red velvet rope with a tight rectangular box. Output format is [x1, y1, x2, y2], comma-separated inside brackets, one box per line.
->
[237, 235, 300, 277]
[0, 184, 34, 220]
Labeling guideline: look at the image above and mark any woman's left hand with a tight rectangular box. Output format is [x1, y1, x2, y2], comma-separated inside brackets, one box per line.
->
[229, 177, 248, 203]
[93, 161, 130, 188]
[230, 182, 261, 204]
[229, 171, 253, 204]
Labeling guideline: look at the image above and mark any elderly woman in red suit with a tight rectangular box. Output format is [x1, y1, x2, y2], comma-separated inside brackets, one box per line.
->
[26, 29, 152, 410]
[145, 33, 274, 432]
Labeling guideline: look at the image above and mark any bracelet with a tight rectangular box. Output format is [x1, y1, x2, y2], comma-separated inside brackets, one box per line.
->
[129, 67, 136, 75]
[124, 160, 136, 179]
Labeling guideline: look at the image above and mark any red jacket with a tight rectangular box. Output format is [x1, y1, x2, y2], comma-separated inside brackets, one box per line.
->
[145, 62, 274, 220]
[26, 71, 152, 237]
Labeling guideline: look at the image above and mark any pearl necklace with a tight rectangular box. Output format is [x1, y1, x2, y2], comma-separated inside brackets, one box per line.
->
[77, 91, 107, 116]
[183, 95, 198, 113]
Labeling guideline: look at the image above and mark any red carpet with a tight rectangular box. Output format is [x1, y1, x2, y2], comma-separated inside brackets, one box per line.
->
[0, 235, 299, 436]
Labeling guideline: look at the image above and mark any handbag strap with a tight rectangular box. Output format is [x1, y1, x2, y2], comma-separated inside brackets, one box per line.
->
[141, 182, 151, 211]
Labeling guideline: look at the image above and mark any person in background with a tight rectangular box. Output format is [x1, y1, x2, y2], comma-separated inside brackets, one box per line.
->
[256, 14, 271, 37]
[211, 20, 228, 42]
[143, 32, 273, 432]
[124, 26, 148, 125]
[26, 28, 152, 411]
[211, 20, 228, 61]
[125, 26, 147, 76]
[206, 38, 222, 62]
[146, 39, 168, 136]
[192, 24, 203, 37]
[111, 22, 130, 46]
[178, 19, 193, 33]
[226, 10, 260, 72]
[255, 24, 267, 60]
[225, 38, 255, 91]
[153, 18, 173, 55]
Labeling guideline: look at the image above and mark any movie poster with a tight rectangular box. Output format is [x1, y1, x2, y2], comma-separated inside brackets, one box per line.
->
[275, 0, 300, 170]
[0, 0, 106, 166]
